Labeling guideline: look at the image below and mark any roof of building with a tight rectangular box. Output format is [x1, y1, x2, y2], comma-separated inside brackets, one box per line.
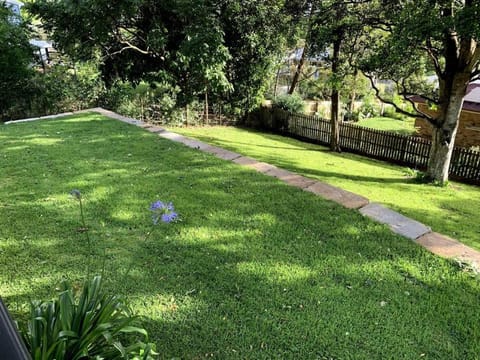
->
[464, 82, 480, 109]
[286, 48, 329, 64]
[29, 39, 54, 49]
[5, 0, 24, 7]
[412, 81, 480, 113]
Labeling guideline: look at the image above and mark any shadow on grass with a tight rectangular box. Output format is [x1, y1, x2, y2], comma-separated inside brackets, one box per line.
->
[1, 115, 480, 358]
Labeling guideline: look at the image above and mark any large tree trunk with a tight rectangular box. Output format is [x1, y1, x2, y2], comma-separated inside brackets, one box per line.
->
[426, 73, 470, 183]
[331, 89, 341, 151]
[330, 36, 342, 152]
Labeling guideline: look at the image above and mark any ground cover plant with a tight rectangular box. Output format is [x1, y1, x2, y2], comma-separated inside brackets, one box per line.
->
[1, 113, 480, 358]
[172, 126, 480, 251]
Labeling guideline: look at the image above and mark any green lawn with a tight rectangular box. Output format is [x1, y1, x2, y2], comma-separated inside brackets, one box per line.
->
[2, 113, 480, 359]
[356, 116, 417, 135]
[172, 126, 480, 251]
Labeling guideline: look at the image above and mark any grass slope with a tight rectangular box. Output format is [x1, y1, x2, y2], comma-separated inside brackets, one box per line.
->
[172, 126, 480, 251]
[356, 117, 417, 135]
[1, 113, 480, 359]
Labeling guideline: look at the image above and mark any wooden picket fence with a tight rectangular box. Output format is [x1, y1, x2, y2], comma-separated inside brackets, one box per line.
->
[264, 108, 480, 184]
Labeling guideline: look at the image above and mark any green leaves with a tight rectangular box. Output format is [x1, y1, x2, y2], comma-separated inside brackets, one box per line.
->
[273, 93, 306, 113]
[22, 276, 156, 360]
[27, 0, 295, 116]
[0, 5, 34, 119]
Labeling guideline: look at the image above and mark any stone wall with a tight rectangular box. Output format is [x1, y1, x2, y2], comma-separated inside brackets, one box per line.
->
[414, 103, 480, 149]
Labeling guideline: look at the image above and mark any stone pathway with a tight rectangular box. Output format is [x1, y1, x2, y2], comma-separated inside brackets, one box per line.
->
[6, 108, 480, 271]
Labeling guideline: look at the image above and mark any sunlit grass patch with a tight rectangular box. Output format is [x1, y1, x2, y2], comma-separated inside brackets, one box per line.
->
[1, 114, 480, 358]
[173, 125, 480, 250]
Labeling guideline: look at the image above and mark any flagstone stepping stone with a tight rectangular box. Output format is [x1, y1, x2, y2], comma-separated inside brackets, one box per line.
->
[415, 232, 480, 270]
[304, 181, 369, 209]
[360, 203, 431, 240]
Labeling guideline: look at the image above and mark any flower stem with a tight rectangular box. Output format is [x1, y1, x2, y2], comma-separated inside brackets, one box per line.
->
[124, 224, 157, 278]
[78, 197, 92, 280]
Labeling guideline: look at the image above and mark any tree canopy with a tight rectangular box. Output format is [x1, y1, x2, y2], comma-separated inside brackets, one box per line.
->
[29, 0, 293, 114]
[363, 0, 480, 183]
[0, 5, 33, 118]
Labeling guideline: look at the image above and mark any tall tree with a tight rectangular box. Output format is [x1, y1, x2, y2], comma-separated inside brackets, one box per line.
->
[363, 0, 480, 184]
[220, 0, 291, 113]
[29, 0, 291, 117]
[0, 5, 33, 120]
[288, 3, 316, 95]
[309, 0, 371, 152]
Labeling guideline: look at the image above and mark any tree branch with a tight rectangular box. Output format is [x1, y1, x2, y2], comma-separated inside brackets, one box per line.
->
[424, 37, 444, 79]
[105, 41, 151, 58]
[396, 78, 439, 105]
[365, 73, 435, 123]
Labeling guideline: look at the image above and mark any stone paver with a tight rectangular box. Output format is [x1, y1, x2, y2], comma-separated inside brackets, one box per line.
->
[282, 175, 317, 189]
[232, 156, 260, 166]
[145, 126, 165, 133]
[359, 203, 431, 240]
[244, 162, 278, 173]
[157, 131, 188, 142]
[4, 112, 75, 124]
[415, 232, 480, 269]
[264, 168, 317, 189]
[304, 181, 369, 209]
[265, 167, 296, 179]
[203, 146, 242, 161]
[182, 139, 214, 151]
[95, 108, 144, 125]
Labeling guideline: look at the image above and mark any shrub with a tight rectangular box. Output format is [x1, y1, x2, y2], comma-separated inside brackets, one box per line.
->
[357, 94, 381, 119]
[103, 80, 183, 124]
[273, 93, 305, 114]
[3, 62, 105, 121]
[32, 64, 104, 113]
[22, 276, 156, 360]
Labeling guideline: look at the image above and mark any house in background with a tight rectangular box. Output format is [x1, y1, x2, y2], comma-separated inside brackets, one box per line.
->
[3, 0, 56, 70]
[4, 0, 23, 24]
[29, 39, 56, 70]
[413, 82, 480, 149]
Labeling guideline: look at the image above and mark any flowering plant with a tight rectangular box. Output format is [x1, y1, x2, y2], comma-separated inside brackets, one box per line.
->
[149, 200, 178, 224]
[20, 190, 172, 359]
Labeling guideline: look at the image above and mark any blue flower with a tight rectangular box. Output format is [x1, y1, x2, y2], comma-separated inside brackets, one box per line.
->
[150, 200, 178, 224]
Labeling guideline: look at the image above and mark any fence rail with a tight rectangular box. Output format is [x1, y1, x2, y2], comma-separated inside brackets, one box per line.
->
[257, 108, 480, 185]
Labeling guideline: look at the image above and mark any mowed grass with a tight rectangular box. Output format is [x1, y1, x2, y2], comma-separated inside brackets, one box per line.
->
[356, 116, 417, 135]
[1, 113, 480, 359]
[172, 126, 480, 251]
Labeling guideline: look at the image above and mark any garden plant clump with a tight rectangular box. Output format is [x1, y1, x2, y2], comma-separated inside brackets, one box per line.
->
[19, 189, 181, 359]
